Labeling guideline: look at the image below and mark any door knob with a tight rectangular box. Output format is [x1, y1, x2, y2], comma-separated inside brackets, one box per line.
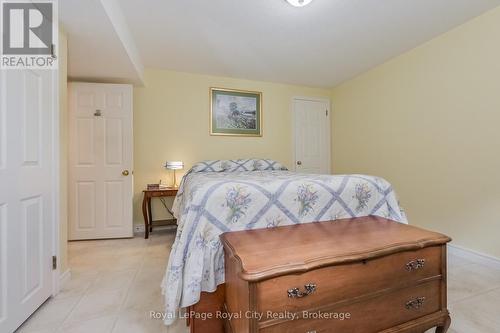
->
[296, 161, 302, 166]
[122, 170, 129, 176]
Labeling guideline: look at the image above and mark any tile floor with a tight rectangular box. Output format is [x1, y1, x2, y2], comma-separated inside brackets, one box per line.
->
[17, 229, 187, 333]
[16, 229, 500, 333]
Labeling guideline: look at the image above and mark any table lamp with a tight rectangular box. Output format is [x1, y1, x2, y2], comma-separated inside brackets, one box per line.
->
[165, 161, 184, 188]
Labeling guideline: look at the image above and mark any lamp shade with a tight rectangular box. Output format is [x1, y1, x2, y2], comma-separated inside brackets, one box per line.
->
[165, 161, 184, 170]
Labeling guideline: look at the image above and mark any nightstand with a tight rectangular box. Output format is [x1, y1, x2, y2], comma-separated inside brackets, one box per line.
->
[142, 188, 178, 239]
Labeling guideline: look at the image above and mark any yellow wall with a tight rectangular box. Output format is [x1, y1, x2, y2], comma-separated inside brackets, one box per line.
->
[59, 29, 69, 274]
[331, 6, 500, 258]
[133, 69, 330, 224]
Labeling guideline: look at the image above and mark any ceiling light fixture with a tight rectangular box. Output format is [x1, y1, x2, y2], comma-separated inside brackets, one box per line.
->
[285, 0, 313, 7]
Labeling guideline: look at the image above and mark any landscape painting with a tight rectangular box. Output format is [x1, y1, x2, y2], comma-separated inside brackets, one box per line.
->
[210, 88, 262, 136]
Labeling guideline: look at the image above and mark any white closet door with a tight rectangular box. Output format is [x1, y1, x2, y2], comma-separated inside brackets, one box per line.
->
[68, 83, 133, 240]
[0, 69, 56, 333]
[293, 98, 331, 174]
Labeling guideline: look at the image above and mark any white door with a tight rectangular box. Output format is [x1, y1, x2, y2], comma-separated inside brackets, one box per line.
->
[68, 83, 133, 240]
[293, 98, 331, 174]
[0, 69, 56, 332]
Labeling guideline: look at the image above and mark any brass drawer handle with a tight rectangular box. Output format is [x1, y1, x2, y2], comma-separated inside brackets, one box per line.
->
[405, 297, 426, 310]
[288, 283, 316, 298]
[406, 259, 425, 271]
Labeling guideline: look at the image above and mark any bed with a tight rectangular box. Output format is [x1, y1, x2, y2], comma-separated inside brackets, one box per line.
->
[161, 159, 407, 327]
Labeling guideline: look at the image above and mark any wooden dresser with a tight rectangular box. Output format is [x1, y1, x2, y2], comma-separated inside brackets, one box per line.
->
[220, 217, 451, 333]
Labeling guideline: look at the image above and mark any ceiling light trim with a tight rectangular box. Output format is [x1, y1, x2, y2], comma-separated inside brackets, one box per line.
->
[285, 0, 313, 8]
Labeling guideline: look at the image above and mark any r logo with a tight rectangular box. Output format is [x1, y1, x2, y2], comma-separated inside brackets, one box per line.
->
[2, 1, 53, 55]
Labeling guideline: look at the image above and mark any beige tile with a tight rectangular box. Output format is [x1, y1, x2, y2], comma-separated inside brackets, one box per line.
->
[69, 255, 118, 275]
[141, 256, 168, 272]
[68, 241, 117, 258]
[55, 273, 96, 301]
[16, 297, 80, 332]
[58, 315, 116, 333]
[146, 243, 172, 259]
[447, 328, 461, 333]
[122, 282, 164, 312]
[67, 240, 98, 253]
[447, 288, 500, 333]
[135, 263, 166, 285]
[166, 318, 190, 333]
[112, 309, 168, 333]
[448, 263, 500, 303]
[122, 263, 166, 312]
[65, 289, 127, 325]
[111, 246, 147, 257]
[87, 269, 137, 293]
[16, 326, 58, 333]
[104, 238, 148, 253]
[69, 252, 115, 265]
[35, 232, 500, 333]
[100, 254, 144, 273]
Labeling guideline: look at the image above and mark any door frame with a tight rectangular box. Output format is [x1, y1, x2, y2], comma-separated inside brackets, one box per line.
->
[291, 96, 332, 174]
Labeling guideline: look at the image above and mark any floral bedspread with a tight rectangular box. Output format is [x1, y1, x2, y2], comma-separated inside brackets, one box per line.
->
[161, 170, 406, 325]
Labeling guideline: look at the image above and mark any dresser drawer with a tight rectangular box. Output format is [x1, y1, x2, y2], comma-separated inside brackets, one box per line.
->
[149, 190, 177, 197]
[259, 280, 442, 333]
[257, 246, 441, 318]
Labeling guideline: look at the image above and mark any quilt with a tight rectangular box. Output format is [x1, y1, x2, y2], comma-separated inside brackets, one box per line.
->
[161, 160, 406, 324]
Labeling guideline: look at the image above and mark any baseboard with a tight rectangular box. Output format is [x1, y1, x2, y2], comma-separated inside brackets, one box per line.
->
[59, 269, 71, 287]
[448, 244, 500, 268]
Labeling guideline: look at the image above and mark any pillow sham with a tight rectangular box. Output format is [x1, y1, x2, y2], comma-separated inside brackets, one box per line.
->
[252, 159, 288, 171]
[190, 159, 287, 173]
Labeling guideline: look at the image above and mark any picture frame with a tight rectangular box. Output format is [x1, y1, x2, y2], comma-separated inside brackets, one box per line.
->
[210, 87, 262, 136]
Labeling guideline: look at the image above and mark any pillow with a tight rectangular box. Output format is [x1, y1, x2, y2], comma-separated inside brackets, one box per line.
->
[252, 159, 288, 171]
[190, 159, 287, 173]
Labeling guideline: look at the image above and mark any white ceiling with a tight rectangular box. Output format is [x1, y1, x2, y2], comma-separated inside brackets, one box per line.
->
[61, 0, 500, 88]
[60, 0, 144, 84]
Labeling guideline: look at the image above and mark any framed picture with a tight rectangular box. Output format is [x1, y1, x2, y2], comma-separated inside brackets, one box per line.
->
[210, 87, 262, 136]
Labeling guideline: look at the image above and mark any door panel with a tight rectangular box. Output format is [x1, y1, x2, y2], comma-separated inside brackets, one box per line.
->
[77, 118, 95, 165]
[76, 181, 96, 230]
[104, 118, 123, 165]
[21, 196, 43, 299]
[105, 181, 124, 227]
[69, 83, 133, 240]
[77, 91, 95, 108]
[105, 91, 123, 109]
[0, 69, 55, 332]
[294, 98, 330, 174]
[22, 71, 42, 165]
